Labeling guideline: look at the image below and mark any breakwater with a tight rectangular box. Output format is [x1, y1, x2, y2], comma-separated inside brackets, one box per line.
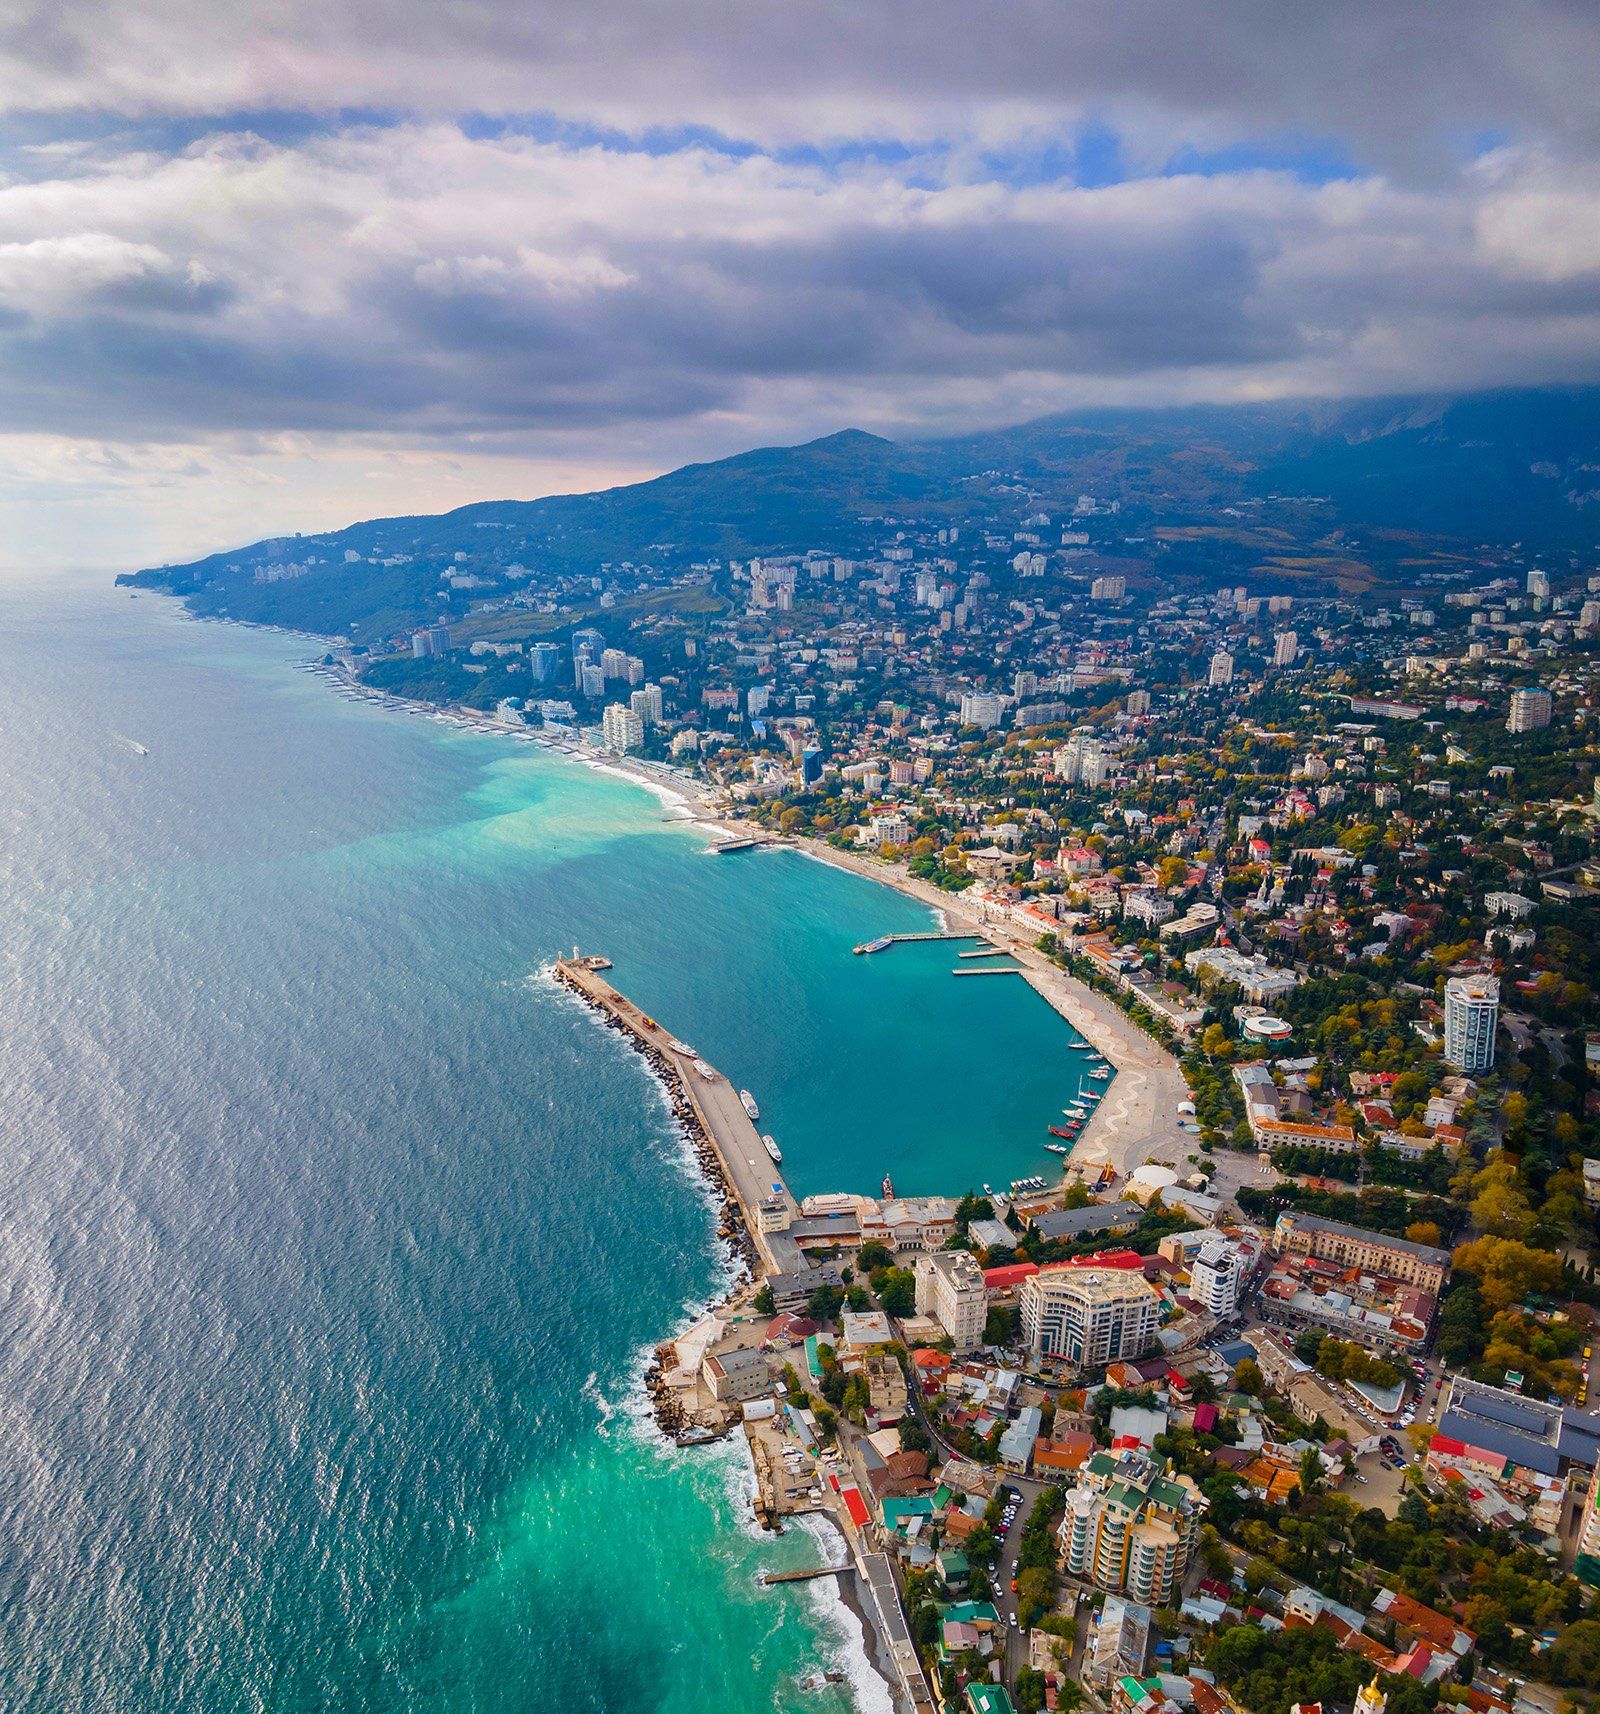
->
[553, 956, 774, 1445]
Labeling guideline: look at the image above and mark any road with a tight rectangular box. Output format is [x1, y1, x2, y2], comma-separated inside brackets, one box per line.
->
[554, 959, 804, 1272]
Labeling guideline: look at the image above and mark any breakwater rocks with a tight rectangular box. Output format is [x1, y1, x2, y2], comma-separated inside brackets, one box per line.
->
[554, 965, 760, 1445]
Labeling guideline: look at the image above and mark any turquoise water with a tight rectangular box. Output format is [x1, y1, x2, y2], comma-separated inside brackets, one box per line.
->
[0, 574, 1092, 1712]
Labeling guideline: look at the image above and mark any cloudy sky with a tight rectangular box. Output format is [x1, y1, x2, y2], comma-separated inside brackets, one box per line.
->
[1, 0, 1598, 568]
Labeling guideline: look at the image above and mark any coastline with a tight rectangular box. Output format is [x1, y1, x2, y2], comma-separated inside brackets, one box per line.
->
[133, 595, 1164, 1714]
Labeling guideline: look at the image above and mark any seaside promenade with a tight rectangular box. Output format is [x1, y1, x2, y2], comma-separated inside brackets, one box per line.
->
[785, 840, 1192, 1182]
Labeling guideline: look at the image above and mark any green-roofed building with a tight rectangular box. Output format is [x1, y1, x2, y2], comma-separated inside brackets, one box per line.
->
[966, 1685, 1016, 1714]
[1057, 1446, 1206, 1605]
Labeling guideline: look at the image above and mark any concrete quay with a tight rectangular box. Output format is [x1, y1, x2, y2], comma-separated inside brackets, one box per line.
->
[553, 956, 803, 1275]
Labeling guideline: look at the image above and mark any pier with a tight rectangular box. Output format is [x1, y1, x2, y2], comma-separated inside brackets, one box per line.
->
[761, 1565, 848, 1585]
[710, 834, 785, 854]
[951, 965, 1023, 977]
[881, 929, 985, 944]
[553, 956, 803, 1275]
[957, 946, 1015, 959]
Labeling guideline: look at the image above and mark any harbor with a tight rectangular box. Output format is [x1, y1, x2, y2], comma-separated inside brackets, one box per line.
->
[552, 953, 803, 1276]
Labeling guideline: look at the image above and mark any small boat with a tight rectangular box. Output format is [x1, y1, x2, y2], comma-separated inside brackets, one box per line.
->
[853, 937, 892, 955]
[668, 1039, 695, 1055]
[1089, 1066, 1112, 1081]
[740, 1089, 761, 1121]
[762, 1133, 782, 1163]
[692, 1059, 717, 1082]
[1044, 1142, 1071, 1156]
[1048, 1124, 1078, 1141]
[881, 1174, 896, 1200]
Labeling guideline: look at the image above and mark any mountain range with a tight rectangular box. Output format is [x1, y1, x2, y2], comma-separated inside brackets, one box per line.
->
[121, 388, 1600, 642]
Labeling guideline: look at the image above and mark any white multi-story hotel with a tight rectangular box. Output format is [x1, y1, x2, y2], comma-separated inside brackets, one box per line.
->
[600, 703, 644, 753]
[1188, 1240, 1244, 1318]
[1058, 1448, 1206, 1605]
[913, 1250, 987, 1354]
[1443, 973, 1499, 1072]
[1020, 1267, 1159, 1371]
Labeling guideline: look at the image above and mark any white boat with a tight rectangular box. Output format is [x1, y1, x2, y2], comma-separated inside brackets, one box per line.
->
[668, 1039, 696, 1055]
[1044, 1142, 1070, 1156]
[762, 1133, 782, 1163]
[692, 1059, 716, 1082]
[739, 1089, 761, 1121]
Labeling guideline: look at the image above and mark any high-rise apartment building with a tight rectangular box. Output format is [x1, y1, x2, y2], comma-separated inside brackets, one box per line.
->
[913, 1250, 987, 1354]
[1188, 1241, 1243, 1318]
[630, 683, 664, 725]
[958, 693, 1005, 730]
[601, 703, 644, 753]
[1020, 1266, 1160, 1370]
[1208, 650, 1234, 687]
[1272, 630, 1298, 667]
[410, 625, 452, 659]
[1444, 973, 1499, 1072]
[1057, 1448, 1206, 1604]
[1055, 727, 1107, 787]
[1507, 687, 1553, 733]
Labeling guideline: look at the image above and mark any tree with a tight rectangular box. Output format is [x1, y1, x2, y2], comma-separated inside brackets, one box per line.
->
[1016, 1667, 1048, 1713]
[752, 1281, 775, 1316]
[1017, 1565, 1056, 1627]
[877, 1267, 916, 1319]
[1234, 1358, 1264, 1396]
[1548, 1619, 1600, 1686]
[1452, 1235, 1564, 1313]
[856, 1241, 894, 1273]
[899, 1416, 932, 1456]
[1404, 1221, 1443, 1248]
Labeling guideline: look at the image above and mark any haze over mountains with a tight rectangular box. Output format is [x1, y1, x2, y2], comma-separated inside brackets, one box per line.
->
[124, 387, 1600, 641]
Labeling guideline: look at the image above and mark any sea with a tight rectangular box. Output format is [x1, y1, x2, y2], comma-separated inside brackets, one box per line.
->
[0, 571, 1099, 1713]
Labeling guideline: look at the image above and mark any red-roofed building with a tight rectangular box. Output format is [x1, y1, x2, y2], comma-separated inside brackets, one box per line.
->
[1193, 1403, 1218, 1434]
[983, 1262, 1041, 1293]
[1039, 1249, 1145, 1273]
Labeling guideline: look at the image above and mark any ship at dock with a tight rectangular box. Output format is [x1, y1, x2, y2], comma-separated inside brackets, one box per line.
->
[761, 1133, 782, 1163]
[852, 936, 891, 955]
[739, 1089, 760, 1120]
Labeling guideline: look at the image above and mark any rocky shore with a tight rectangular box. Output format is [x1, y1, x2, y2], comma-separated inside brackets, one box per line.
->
[553, 964, 761, 1444]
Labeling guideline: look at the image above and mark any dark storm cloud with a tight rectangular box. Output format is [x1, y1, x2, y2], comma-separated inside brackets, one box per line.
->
[1, 0, 1597, 172]
[0, 124, 1599, 449]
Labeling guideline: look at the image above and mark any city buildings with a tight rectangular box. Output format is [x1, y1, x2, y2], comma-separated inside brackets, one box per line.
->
[601, 703, 645, 753]
[1272, 1212, 1451, 1294]
[410, 625, 452, 658]
[1443, 973, 1499, 1072]
[959, 692, 1006, 730]
[1188, 1241, 1244, 1319]
[1057, 1447, 1206, 1604]
[1272, 630, 1298, 667]
[1207, 650, 1234, 687]
[914, 1250, 988, 1353]
[1020, 1266, 1161, 1371]
[1507, 686, 1553, 732]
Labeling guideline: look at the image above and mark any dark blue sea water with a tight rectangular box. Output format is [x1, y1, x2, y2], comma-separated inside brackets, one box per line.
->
[0, 573, 1093, 1712]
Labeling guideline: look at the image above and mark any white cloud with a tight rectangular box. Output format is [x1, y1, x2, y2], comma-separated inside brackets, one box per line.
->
[0, 0, 1595, 566]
